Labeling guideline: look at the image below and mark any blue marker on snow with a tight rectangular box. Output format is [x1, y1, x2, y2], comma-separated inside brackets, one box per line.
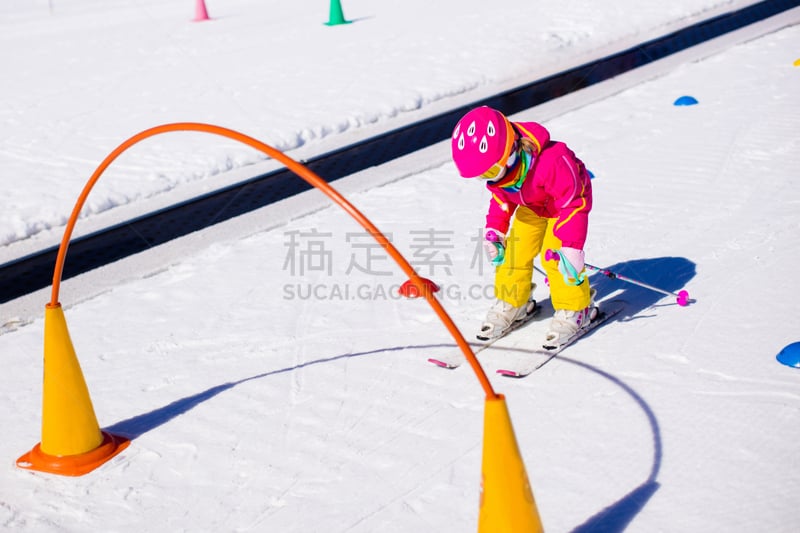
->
[776, 342, 800, 368]
[674, 95, 698, 106]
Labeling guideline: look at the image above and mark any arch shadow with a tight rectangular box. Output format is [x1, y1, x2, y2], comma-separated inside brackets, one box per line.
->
[104, 343, 451, 439]
[488, 342, 664, 531]
[105, 340, 663, 532]
[560, 356, 663, 533]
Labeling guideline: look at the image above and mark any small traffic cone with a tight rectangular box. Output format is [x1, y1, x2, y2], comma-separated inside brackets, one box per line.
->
[193, 0, 210, 22]
[325, 0, 351, 26]
[478, 394, 544, 533]
[398, 277, 439, 298]
[16, 303, 129, 476]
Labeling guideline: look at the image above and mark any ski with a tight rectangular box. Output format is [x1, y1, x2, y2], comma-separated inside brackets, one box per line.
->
[427, 303, 541, 369]
[495, 299, 626, 378]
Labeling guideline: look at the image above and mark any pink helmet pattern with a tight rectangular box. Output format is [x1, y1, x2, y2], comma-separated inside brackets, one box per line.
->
[451, 106, 515, 178]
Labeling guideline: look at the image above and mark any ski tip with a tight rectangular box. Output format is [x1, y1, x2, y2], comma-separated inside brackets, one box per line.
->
[428, 358, 457, 369]
[496, 369, 522, 378]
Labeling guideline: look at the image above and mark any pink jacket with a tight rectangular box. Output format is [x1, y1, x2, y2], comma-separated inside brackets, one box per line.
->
[485, 121, 592, 250]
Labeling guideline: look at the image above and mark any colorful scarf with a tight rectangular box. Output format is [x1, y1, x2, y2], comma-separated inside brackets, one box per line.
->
[493, 148, 533, 192]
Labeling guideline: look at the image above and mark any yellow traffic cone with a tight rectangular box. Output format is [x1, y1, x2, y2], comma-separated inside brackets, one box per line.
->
[17, 303, 128, 476]
[478, 394, 544, 532]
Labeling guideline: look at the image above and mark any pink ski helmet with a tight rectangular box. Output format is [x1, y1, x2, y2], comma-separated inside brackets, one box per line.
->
[451, 106, 516, 178]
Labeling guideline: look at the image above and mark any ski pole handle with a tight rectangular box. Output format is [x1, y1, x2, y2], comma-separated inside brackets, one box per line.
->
[545, 250, 691, 306]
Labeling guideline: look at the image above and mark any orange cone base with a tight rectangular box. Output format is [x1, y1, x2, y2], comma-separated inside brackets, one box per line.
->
[16, 431, 130, 476]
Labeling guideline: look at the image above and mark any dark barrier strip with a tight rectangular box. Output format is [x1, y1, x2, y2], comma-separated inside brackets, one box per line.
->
[1, 0, 797, 303]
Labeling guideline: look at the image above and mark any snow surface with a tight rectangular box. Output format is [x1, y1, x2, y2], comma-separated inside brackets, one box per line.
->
[0, 0, 773, 255]
[2, 1, 800, 532]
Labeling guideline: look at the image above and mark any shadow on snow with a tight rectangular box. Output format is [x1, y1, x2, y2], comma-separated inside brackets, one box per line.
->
[103, 344, 449, 440]
[105, 255, 690, 530]
[588, 255, 696, 319]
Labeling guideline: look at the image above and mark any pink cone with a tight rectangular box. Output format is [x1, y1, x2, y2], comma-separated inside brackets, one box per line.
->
[194, 0, 210, 22]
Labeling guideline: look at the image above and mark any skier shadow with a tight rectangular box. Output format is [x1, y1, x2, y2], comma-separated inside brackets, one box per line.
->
[583, 255, 696, 319]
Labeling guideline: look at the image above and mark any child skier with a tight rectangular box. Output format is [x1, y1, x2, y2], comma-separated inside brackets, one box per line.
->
[451, 106, 596, 349]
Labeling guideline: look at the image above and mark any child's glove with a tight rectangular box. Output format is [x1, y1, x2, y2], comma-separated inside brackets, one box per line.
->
[484, 229, 506, 266]
[550, 246, 586, 286]
[560, 247, 585, 275]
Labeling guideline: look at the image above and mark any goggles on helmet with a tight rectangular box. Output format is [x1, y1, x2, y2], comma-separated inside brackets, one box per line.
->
[478, 145, 518, 181]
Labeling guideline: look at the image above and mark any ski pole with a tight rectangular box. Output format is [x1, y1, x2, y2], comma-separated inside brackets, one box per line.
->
[545, 250, 691, 306]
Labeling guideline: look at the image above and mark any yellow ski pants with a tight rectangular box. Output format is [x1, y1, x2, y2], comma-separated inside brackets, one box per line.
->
[494, 206, 591, 311]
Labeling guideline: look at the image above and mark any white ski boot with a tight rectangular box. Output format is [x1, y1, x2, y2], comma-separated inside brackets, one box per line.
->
[477, 296, 537, 341]
[543, 290, 598, 350]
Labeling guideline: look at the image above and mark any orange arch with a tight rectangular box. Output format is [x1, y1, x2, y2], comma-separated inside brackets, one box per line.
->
[50, 122, 498, 399]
